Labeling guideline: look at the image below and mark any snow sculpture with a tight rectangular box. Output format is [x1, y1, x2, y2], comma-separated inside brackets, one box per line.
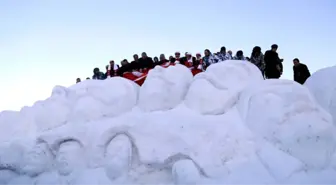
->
[185, 60, 263, 115]
[33, 99, 71, 132]
[21, 141, 54, 177]
[0, 143, 25, 184]
[305, 65, 336, 126]
[237, 79, 336, 169]
[138, 64, 193, 112]
[1, 63, 336, 184]
[62, 77, 138, 123]
[0, 111, 35, 143]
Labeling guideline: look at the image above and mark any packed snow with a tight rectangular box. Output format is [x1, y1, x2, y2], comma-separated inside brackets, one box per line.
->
[0, 60, 336, 184]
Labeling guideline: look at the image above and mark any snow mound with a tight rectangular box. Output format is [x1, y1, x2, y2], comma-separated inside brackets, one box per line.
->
[138, 64, 193, 112]
[185, 60, 263, 115]
[305, 65, 336, 126]
[0, 64, 336, 184]
[237, 79, 336, 169]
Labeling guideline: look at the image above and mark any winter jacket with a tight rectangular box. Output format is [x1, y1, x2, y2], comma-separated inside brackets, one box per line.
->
[217, 52, 231, 61]
[117, 63, 133, 76]
[233, 55, 246, 60]
[250, 54, 265, 72]
[155, 59, 169, 66]
[92, 72, 105, 80]
[184, 57, 197, 68]
[264, 50, 282, 79]
[105, 64, 120, 78]
[202, 54, 219, 70]
[138, 57, 155, 70]
[293, 63, 311, 84]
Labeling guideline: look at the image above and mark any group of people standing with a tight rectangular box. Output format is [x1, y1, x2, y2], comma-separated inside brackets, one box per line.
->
[76, 44, 311, 85]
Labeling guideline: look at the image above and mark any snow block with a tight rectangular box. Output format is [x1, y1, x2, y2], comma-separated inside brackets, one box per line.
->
[237, 79, 336, 169]
[138, 64, 193, 112]
[305, 65, 336, 126]
[185, 60, 263, 115]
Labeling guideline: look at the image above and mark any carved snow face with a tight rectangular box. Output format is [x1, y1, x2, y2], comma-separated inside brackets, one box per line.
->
[56, 141, 84, 176]
[138, 65, 193, 111]
[23, 142, 54, 176]
[237, 79, 336, 168]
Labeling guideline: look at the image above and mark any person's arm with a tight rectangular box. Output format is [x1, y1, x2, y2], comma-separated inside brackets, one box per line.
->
[304, 65, 311, 77]
[264, 51, 269, 63]
[293, 66, 297, 82]
[260, 54, 266, 70]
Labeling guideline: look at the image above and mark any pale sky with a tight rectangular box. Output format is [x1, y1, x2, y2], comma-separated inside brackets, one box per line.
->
[1, 0, 335, 111]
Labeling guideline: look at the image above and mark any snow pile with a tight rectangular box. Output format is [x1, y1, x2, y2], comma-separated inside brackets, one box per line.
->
[305, 65, 336, 126]
[0, 62, 336, 184]
[185, 60, 264, 115]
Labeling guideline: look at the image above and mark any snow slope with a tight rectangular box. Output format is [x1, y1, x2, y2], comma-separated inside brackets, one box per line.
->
[0, 60, 336, 184]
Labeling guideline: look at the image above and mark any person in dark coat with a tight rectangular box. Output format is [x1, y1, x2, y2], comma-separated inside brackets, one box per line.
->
[76, 78, 81, 83]
[169, 56, 176, 64]
[264, 44, 283, 79]
[92, 68, 105, 80]
[157, 54, 169, 66]
[117, 59, 132, 76]
[130, 54, 141, 71]
[138, 52, 155, 71]
[293, 58, 311, 84]
[179, 52, 188, 65]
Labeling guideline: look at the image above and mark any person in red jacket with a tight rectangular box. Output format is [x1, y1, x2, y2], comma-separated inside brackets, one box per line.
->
[184, 52, 196, 69]
[189, 53, 202, 76]
[106, 60, 120, 78]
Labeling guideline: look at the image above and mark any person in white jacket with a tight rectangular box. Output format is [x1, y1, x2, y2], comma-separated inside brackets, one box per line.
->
[217, 46, 232, 61]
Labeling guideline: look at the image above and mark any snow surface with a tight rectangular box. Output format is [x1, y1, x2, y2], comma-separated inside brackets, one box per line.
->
[0, 61, 336, 184]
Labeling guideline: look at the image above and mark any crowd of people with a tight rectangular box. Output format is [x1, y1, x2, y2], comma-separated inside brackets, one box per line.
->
[76, 44, 311, 86]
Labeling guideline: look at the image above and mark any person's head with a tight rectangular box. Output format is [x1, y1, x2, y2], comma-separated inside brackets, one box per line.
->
[121, 59, 129, 66]
[293, 58, 300, 66]
[109, 60, 115, 66]
[160, 54, 166, 61]
[76, 78, 81, 83]
[169, 56, 176, 63]
[204, 49, 211, 56]
[133, 54, 139, 61]
[105, 65, 109, 70]
[185, 52, 188, 57]
[271, 44, 278, 52]
[141, 52, 147, 59]
[154, 57, 159, 62]
[228, 50, 232, 55]
[220, 46, 226, 53]
[252, 46, 262, 57]
[186, 52, 192, 58]
[86, 77, 90, 80]
[93, 67, 100, 74]
[236, 50, 243, 57]
[175, 52, 180, 59]
[196, 53, 201, 59]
